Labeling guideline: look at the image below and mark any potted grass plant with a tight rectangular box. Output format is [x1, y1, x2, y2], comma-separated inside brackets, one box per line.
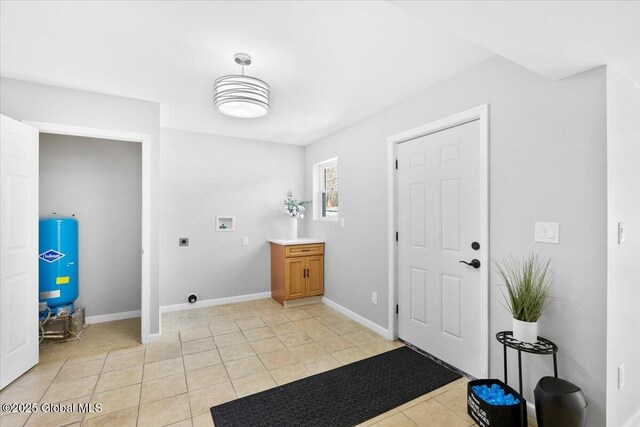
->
[494, 253, 552, 343]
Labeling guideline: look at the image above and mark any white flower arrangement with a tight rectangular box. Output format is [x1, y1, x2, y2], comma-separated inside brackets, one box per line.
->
[283, 190, 311, 218]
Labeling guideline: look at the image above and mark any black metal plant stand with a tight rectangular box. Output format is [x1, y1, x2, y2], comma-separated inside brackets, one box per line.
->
[496, 331, 559, 426]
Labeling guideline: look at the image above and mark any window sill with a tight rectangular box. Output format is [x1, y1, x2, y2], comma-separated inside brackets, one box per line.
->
[315, 217, 339, 222]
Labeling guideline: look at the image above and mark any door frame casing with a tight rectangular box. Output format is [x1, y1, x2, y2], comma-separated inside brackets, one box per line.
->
[24, 121, 153, 344]
[386, 104, 489, 378]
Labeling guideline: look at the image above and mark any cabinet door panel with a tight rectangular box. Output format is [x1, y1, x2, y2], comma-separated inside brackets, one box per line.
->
[305, 256, 324, 296]
[286, 258, 306, 299]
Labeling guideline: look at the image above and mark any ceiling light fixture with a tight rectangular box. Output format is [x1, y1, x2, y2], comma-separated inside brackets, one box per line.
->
[213, 53, 270, 119]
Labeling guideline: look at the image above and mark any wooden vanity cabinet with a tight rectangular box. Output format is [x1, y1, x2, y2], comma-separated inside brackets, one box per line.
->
[270, 242, 324, 306]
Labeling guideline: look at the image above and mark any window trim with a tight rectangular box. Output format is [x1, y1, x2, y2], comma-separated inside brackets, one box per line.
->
[313, 157, 339, 221]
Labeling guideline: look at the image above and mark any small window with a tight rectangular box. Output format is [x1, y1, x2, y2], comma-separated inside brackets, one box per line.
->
[314, 158, 338, 220]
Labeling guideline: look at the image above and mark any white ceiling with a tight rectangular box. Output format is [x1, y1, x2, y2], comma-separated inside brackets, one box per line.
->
[1, 2, 638, 146]
[0, 1, 492, 145]
[393, 1, 640, 84]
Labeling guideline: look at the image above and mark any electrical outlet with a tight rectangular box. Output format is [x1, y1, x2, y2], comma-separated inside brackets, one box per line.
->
[340, 217, 345, 227]
[618, 364, 625, 389]
[179, 238, 189, 247]
[242, 236, 249, 246]
[372, 292, 378, 305]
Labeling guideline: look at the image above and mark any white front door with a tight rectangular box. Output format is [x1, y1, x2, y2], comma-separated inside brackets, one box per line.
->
[0, 115, 39, 389]
[397, 118, 487, 378]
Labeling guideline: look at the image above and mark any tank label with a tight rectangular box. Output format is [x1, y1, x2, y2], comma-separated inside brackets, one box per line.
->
[40, 290, 61, 299]
[56, 276, 70, 285]
[39, 249, 65, 263]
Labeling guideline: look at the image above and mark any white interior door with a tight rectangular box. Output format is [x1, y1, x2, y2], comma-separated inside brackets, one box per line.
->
[397, 118, 487, 378]
[1, 115, 39, 389]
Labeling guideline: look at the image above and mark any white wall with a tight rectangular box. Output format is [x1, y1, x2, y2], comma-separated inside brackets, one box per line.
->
[304, 57, 608, 425]
[606, 68, 640, 427]
[39, 134, 141, 317]
[160, 128, 305, 306]
[0, 78, 161, 335]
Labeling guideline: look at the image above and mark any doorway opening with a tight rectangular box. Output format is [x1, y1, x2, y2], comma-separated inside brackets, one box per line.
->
[387, 105, 489, 379]
[27, 121, 152, 345]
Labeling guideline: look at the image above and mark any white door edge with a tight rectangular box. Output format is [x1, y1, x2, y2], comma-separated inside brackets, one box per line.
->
[386, 104, 489, 378]
[23, 121, 154, 344]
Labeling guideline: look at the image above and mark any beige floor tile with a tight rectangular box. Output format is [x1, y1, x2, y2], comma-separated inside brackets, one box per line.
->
[65, 350, 108, 366]
[372, 412, 418, 426]
[303, 353, 342, 374]
[180, 327, 211, 342]
[218, 343, 256, 362]
[95, 365, 143, 393]
[144, 342, 182, 364]
[288, 343, 327, 362]
[235, 317, 266, 331]
[315, 312, 345, 325]
[305, 325, 339, 342]
[56, 357, 104, 382]
[269, 321, 300, 335]
[209, 322, 239, 337]
[292, 318, 325, 331]
[269, 363, 310, 385]
[242, 326, 275, 342]
[433, 384, 474, 424]
[42, 374, 99, 403]
[258, 348, 298, 370]
[137, 393, 191, 427]
[359, 339, 404, 356]
[327, 320, 363, 335]
[224, 356, 268, 380]
[192, 412, 215, 427]
[81, 407, 138, 427]
[317, 336, 355, 353]
[213, 331, 247, 348]
[402, 399, 469, 427]
[279, 331, 314, 348]
[333, 346, 370, 364]
[0, 383, 50, 407]
[140, 373, 187, 404]
[395, 393, 432, 412]
[188, 382, 237, 416]
[143, 356, 185, 382]
[0, 412, 31, 427]
[260, 313, 290, 326]
[182, 337, 216, 355]
[102, 349, 145, 373]
[86, 383, 141, 419]
[282, 309, 312, 321]
[427, 377, 468, 398]
[166, 419, 193, 427]
[357, 409, 400, 427]
[202, 305, 229, 317]
[184, 349, 223, 371]
[231, 372, 277, 398]
[249, 337, 286, 355]
[25, 395, 90, 426]
[186, 364, 229, 391]
[179, 318, 209, 331]
[342, 329, 378, 346]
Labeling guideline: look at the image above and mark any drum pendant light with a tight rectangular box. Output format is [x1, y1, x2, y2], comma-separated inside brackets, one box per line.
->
[213, 53, 270, 119]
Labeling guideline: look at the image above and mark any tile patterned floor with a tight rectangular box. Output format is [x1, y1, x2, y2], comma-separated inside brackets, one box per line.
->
[0, 299, 536, 426]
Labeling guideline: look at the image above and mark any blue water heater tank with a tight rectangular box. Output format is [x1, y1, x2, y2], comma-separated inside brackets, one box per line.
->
[39, 217, 79, 315]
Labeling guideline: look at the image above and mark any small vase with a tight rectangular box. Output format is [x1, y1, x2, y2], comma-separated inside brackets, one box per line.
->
[512, 318, 538, 343]
[288, 217, 298, 240]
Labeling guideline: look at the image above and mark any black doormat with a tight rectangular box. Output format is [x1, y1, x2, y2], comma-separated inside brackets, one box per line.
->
[210, 346, 462, 427]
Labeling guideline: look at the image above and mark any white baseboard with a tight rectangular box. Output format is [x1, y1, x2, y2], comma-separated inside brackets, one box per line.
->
[322, 296, 389, 339]
[85, 309, 141, 324]
[623, 408, 640, 427]
[527, 401, 536, 420]
[160, 292, 271, 313]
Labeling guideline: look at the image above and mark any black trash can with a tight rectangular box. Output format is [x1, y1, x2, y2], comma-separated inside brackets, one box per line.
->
[534, 376, 587, 427]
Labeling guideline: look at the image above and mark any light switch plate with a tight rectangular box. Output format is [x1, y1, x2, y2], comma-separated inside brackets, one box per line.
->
[372, 292, 378, 305]
[340, 217, 345, 227]
[618, 222, 625, 245]
[242, 236, 249, 246]
[534, 222, 559, 244]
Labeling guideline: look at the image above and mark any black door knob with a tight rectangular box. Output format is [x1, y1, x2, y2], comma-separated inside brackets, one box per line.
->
[459, 259, 481, 269]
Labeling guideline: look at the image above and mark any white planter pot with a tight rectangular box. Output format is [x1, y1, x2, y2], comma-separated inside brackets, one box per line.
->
[512, 318, 538, 343]
[288, 217, 298, 240]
